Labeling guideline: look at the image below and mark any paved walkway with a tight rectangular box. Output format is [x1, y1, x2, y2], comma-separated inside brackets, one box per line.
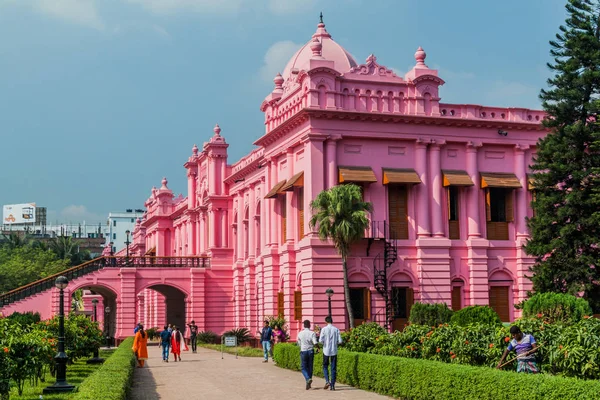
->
[129, 345, 392, 399]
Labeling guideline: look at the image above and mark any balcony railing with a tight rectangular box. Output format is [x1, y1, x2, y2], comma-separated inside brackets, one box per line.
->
[0, 255, 211, 307]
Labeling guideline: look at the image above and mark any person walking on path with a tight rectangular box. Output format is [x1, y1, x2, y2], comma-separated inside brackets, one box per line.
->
[160, 325, 172, 362]
[134, 322, 142, 334]
[319, 316, 342, 391]
[187, 320, 199, 353]
[497, 325, 539, 373]
[297, 319, 318, 390]
[260, 320, 274, 363]
[171, 325, 188, 362]
[132, 324, 149, 368]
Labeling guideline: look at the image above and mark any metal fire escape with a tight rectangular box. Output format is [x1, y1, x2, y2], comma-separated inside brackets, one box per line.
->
[367, 221, 398, 330]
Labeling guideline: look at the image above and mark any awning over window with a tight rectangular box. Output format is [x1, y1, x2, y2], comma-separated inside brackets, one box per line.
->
[527, 174, 535, 191]
[144, 247, 156, 256]
[382, 168, 421, 185]
[338, 166, 377, 184]
[281, 171, 304, 191]
[264, 180, 287, 199]
[480, 172, 522, 189]
[442, 170, 474, 187]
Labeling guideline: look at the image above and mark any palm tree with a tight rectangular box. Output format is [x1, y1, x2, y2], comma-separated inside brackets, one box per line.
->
[49, 235, 78, 261]
[4, 233, 26, 250]
[309, 184, 372, 329]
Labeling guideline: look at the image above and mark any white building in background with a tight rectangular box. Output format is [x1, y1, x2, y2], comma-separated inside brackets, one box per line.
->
[106, 209, 145, 253]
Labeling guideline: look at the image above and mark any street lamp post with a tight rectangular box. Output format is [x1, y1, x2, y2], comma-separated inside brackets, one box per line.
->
[87, 298, 104, 364]
[326, 287, 334, 321]
[43, 276, 75, 393]
[105, 306, 111, 349]
[125, 230, 131, 265]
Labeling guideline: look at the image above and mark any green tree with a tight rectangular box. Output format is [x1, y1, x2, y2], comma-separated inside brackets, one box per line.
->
[0, 246, 70, 293]
[526, 0, 600, 309]
[48, 235, 91, 266]
[309, 184, 372, 328]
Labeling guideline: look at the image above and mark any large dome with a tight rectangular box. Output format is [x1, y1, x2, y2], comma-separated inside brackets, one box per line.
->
[281, 22, 358, 83]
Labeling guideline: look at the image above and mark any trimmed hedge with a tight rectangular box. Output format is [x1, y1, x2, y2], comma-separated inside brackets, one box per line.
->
[273, 343, 600, 400]
[409, 302, 453, 326]
[451, 305, 502, 326]
[521, 293, 592, 324]
[72, 337, 136, 400]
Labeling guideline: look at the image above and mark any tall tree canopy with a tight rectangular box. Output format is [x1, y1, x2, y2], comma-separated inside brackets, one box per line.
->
[526, 0, 600, 309]
[309, 183, 372, 328]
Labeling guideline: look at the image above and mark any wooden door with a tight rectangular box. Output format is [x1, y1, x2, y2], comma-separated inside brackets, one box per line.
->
[388, 185, 408, 239]
[391, 287, 413, 331]
[489, 286, 510, 322]
[350, 288, 371, 327]
[451, 286, 462, 311]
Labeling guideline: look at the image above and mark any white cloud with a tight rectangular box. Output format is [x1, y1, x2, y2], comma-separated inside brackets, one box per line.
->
[259, 40, 303, 82]
[34, 0, 104, 30]
[268, 0, 317, 14]
[125, 0, 245, 14]
[53, 205, 105, 223]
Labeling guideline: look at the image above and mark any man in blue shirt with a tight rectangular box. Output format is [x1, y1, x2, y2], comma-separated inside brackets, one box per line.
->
[160, 325, 172, 362]
[318, 316, 342, 391]
[260, 320, 273, 363]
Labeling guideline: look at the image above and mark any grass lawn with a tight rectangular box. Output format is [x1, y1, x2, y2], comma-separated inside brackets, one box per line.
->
[10, 349, 115, 400]
[197, 343, 263, 357]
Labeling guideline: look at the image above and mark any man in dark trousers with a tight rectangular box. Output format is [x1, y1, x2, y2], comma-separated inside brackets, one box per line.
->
[319, 316, 342, 391]
[260, 320, 273, 363]
[297, 319, 318, 390]
[187, 320, 199, 353]
[159, 325, 171, 362]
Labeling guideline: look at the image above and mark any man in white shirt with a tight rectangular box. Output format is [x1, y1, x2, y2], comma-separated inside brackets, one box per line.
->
[318, 316, 342, 391]
[297, 319, 318, 390]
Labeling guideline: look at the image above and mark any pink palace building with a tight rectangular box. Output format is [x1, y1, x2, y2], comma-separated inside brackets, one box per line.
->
[123, 19, 547, 338]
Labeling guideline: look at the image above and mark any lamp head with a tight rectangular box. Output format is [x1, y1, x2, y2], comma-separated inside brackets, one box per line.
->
[325, 287, 334, 298]
[125, 230, 130, 235]
[54, 276, 69, 290]
[91, 298, 98, 304]
[105, 306, 111, 313]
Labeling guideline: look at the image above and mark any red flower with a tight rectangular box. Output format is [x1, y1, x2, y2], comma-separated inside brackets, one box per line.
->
[451, 354, 456, 359]
[559, 345, 563, 349]
[536, 313, 543, 318]
[489, 344, 494, 348]
[3, 347, 8, 353]
[450, 351, 454, 355]
[406, 346, 411, 349]
[436, 347, 441, 353]
[584, 315, 590, 319]
[504, 337, 510, 343]
[465, 341, 469, 345]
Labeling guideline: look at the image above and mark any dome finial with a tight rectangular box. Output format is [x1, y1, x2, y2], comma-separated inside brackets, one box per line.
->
[415, 46, 428, 68]
[161, 177, 168, 189]
[310, 37, 323, 58]
[319, 11, 323, 24]
[213, 123, 221, 136]
[273, 73, 284, 90]
[192, 143, 198, 155]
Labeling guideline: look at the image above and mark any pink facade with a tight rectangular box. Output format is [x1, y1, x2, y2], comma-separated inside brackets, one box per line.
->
[128, 21, 546, 337]
[1, 21, 547, 339]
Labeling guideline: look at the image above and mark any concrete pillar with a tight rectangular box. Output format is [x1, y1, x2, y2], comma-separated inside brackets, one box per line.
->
[466, 142, 482, 238]
[415, 140, 431, 237]
[430, 141, 444, 237]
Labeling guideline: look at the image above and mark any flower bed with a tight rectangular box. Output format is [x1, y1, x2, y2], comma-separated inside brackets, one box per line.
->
[273, 343, 600, 400]
[341, 317, 600, 379]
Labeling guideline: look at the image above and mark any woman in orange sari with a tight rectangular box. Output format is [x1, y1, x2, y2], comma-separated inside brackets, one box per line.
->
[132, 325, 149, 367]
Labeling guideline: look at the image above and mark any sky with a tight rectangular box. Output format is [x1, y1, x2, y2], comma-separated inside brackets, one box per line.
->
[0, 0, 567, 224]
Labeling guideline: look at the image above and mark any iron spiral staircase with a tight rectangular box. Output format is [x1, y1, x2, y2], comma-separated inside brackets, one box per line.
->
[368, 221, 398, 330]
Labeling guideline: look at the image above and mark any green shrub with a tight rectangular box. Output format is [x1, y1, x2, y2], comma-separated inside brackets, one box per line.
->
[197, 330, 218, 344]
[521, 293, 592, 324]
[451, 305, 502, 327]
[145, 327, 159, 340]
[409, 302, 454, 326]
[222, 328, 252, 344]
[341, 322, 387, 353]
[5, 311, 41, 326]
[72, 337, 135, 400]
[273, 343, 600, 400]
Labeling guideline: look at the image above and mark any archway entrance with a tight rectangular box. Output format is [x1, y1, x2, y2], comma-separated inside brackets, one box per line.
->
[77, 286, 118, 343]
[137, 285, 187, 334]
